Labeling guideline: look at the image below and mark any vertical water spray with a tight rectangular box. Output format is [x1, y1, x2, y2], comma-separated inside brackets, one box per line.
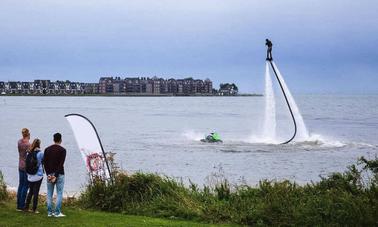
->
[272, 62, 310, 140]
[263, 62, 276, 142]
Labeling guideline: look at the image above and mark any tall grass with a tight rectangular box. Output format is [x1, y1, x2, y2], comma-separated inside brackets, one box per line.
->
[0, 170, 8, 201]
[79, 157, 378, 225]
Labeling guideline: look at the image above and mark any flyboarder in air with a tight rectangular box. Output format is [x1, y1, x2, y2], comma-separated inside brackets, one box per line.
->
[266, 39, 273, 61]
[201, 132, 223, 143]
[265, 39, 298, 144]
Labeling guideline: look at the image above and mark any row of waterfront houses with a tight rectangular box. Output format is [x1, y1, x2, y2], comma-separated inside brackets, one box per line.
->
[0, 77, 238, 96]
[0, 80, 88, 95]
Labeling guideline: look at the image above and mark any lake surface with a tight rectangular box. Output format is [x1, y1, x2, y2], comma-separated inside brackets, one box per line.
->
[0, 95, 377, 195]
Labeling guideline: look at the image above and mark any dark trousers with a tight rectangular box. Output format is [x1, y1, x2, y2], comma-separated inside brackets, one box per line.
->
[17, 170, 29, 209]
[25, 179, 42, 211]
[267, 47, 272, 60]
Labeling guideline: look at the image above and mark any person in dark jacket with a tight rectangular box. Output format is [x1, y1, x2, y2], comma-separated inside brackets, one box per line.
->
[266, 39, 273, 61]
[44, 133, 66, 217]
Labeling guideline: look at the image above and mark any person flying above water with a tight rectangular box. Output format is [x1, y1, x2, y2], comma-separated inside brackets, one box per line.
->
[265, 39, 273, 61]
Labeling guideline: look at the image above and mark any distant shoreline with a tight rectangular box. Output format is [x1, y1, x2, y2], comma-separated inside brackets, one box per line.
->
[0, 93, 263, 97]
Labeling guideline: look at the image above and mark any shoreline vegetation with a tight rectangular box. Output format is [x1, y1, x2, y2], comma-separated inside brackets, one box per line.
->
[1, 156, 377, 226]
[0, 93, 262, 97]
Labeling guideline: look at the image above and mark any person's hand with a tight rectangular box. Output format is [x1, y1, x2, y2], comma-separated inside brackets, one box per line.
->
[48, 175, 56, 183]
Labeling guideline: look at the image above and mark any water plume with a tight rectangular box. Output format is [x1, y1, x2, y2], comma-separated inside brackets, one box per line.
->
[262, 62, 277, 142]
[272, 61, 310, 141]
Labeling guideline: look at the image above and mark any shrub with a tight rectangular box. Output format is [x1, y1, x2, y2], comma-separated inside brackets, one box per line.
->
[0, 170, 8, 201]
[79, 156, 378, 225]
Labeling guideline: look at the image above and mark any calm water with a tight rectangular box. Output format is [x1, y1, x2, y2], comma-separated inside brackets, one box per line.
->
[0, 95, 377, 194]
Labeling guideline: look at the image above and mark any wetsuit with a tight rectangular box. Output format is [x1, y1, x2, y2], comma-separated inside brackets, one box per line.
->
[266, 39, 273, 61]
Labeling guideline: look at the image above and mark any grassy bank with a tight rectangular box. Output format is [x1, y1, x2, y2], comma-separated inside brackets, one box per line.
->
[0, 171, 227, 226]
[79, 157, 378, 226]
[1, 157, 378, 226]
[0, 200, 227, 227]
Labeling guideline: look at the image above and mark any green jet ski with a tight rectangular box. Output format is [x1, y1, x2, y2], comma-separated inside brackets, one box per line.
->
[201, 132, 223, 143]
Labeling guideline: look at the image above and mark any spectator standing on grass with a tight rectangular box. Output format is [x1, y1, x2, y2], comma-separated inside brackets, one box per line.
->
[44, 133, 66, 217]
[24, 138, 44, 213]
[16, 128, 30, 211]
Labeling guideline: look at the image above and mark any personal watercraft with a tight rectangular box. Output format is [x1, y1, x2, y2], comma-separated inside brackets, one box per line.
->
[200, 132, 223, 143]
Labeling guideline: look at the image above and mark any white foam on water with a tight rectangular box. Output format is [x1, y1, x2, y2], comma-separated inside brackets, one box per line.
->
[295, 133, 346, 148]
[182, 130, 205, 141]
[262, 62, 277, 141]
[245, 134, 281, 144]
[242, 131, 374, 150]
[272, 61, 310, 141]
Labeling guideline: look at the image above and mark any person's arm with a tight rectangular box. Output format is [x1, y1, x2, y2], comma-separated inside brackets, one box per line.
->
[38, 152, 44, 174]
[57, 148, 66, 174]
[43, 148, 49, 175]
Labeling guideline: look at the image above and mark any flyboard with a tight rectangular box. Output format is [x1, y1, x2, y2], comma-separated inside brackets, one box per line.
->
[266, 55, 297, 144]
[65, 113, 113, 183]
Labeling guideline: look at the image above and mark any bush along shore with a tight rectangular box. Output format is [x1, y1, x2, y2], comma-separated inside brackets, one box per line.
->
[1, 157, 378, 226]
[79, 156, 378, 226]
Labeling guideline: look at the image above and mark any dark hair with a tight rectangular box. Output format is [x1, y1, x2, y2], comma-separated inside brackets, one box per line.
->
[53, 133, 62, 143]
[30, 138, 41, 152]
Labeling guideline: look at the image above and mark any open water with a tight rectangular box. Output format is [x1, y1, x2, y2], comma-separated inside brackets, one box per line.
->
[0, 95, 377, 195]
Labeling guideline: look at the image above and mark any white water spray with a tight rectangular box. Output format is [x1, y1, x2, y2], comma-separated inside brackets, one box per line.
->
[263, 62, 277, 142]
[272, 61, 310, 140]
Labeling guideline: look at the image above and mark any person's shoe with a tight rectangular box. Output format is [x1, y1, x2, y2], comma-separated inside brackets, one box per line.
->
[16, 208, 23, 212]
[55, 213, 66, 217]
[47, 213, 54, 217]
[33, 210, 40, 214]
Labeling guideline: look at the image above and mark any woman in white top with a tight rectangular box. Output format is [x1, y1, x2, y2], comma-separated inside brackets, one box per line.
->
[24, 139, 44, 213]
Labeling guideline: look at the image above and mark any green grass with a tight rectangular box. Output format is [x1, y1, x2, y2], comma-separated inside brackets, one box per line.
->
[0, 200, 230, 227]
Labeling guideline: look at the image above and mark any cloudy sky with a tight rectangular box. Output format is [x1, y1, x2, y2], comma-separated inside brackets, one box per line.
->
[0, 0, 377, 93]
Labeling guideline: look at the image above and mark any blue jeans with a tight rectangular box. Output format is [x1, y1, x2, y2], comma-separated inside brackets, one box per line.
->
[17, 169, 29, 209]
[47, 174, 64, 215]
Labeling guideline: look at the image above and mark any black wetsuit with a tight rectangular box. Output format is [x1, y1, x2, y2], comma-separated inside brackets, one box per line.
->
[266, 39, 273, 60]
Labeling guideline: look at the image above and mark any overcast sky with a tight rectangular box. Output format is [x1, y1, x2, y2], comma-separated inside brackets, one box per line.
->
[0, 0, 377, 93]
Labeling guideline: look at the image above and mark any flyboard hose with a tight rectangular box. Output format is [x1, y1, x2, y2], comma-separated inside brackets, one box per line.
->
[268, 60, 297, 144]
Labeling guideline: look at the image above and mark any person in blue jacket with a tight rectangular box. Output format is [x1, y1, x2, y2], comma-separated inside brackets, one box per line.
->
[24, 138, 44, 213]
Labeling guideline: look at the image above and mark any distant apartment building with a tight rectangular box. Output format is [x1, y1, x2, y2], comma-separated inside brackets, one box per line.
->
[97, 76, 213, 95]
[99, 77, 114, 94]
[125, 77, 143, 93]
[84, 83, 99, 94]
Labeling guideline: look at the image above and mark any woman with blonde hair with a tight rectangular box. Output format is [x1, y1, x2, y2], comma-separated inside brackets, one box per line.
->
[16, 128, 30, 211]
[24, 138, 44, 213]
